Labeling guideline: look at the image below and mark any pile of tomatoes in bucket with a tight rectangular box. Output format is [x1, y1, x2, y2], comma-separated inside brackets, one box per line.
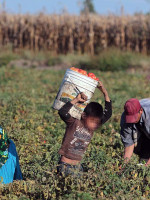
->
[70, 67, 99, 81]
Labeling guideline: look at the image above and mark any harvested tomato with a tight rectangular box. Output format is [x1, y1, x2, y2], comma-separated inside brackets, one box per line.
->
[88, 73, 96, 78]
[93, 77, 98, 80]
[70, 67, 75, 70]
[78, 69, 88, 76]
[70, 67, 79, 72]
[88, 72, 99, 81]
[71, 67, 88, 76]
[70, 67, 99, 81]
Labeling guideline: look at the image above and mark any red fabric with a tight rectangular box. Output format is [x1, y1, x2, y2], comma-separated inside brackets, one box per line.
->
[124, 98, 141, 123]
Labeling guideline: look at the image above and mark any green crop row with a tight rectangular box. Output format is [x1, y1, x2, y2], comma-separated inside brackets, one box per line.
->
[0, 64, 149, 199]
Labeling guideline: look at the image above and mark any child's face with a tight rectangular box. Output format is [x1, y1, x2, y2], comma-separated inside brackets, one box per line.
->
[83, 116, 101, 131]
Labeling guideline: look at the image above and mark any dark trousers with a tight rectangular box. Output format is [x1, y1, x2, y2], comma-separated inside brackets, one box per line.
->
[57, 160, 83, 177]
[134, 133, 150, 161]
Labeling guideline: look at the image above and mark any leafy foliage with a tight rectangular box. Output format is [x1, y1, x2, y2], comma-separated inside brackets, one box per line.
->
[81, 0, 96, 14]
[0, 65, 150, 199]
[78, 48, 132, 71]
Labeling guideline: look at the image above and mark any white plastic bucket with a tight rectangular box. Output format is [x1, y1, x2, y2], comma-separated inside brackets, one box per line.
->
[53, 69, 98, 119]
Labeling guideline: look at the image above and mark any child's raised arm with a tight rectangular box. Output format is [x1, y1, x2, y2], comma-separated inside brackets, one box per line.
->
[58, 93, 87, 125]
[97, 80, 110, 102]
[97, 80, 112, 124]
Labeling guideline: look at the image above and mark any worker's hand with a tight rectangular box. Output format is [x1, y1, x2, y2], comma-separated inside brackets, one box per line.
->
[71, 92, 87, 105]
[76, 92, 87, 103]
[97, 80, 110, 102]
[97, 81, 107, 94]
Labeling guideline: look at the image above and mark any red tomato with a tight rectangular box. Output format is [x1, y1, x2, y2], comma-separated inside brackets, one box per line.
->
[78, 69, 88, 76]
[93, 76, 98, 80]
[88, 72, 96, 79]
[70, 67, 79, 72]
[88, 73, 99, 81]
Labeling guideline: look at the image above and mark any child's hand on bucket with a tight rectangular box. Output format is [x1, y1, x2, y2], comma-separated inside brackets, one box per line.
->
[77, 92, 87, 103]
[97, 80, 110, 102]
[71, 92, 87, 105]
[97, 81, 107, 94]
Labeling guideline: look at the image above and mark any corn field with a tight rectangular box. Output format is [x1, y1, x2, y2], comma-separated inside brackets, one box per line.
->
[0, 12, 150, 55]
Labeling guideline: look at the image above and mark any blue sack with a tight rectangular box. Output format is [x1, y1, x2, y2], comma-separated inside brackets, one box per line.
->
[0, 139, 23, 184]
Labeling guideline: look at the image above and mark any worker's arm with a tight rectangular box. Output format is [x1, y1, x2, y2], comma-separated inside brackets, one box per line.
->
[124, 144, 134, 163]
[145, 158, 150, 166]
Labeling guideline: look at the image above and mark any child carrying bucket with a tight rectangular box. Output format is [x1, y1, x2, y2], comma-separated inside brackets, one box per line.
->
[57, 80, 112, 176]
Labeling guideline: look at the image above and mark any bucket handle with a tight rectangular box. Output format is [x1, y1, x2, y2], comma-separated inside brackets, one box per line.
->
[66, 75, 90, 101]
[66, 75, 81, 94]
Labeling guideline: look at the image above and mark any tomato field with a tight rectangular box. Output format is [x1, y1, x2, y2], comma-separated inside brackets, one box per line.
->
[0, 64, 150, 199]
